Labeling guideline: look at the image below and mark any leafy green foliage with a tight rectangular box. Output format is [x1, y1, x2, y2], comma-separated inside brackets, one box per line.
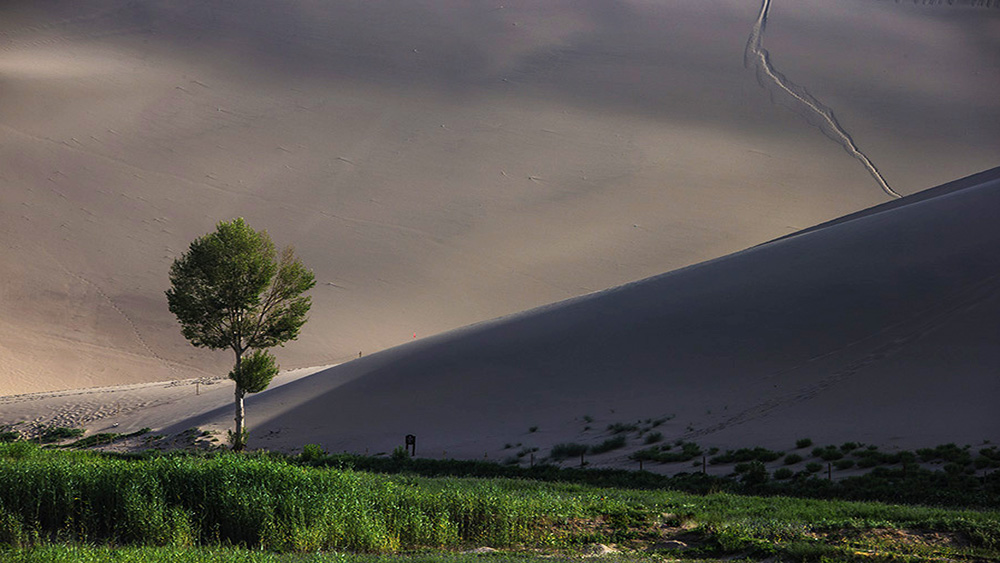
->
[588, 436, 626, 455]
[166, 218, 315, 353]
[709, 447, 781, 465]
[549, 443, 588, 461]
[773, 467, 794, 480]
[812, 445, 844, 461]
[39, 427, 84, 444]
[630, 442, 702, 464]
[606, 422, 638, 434]
[795, 438, 813, 449]
[783, 453, 803, 465]
[228, 350, 279, 394]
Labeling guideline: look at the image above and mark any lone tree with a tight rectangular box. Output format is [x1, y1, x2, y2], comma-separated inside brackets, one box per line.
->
[166, 218, 315, 450]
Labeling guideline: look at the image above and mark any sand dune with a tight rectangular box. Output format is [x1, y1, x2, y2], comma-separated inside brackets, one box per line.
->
[1, 168, 997, 465]
[2, 1, 997, 395]
[190, 166, 996, 460]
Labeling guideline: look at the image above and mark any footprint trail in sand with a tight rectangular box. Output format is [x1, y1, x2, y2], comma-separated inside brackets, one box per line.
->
[746, 0, 902, 199]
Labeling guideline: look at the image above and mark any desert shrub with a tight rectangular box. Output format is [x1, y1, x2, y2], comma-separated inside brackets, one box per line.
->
[528, 426, 538, 433]
[795, 438, 812, 449]
[710, 447, 781, 465]
[606, 422, 638, 434]
[516, 447, 538, 459]
[783, 454, 803, 465]
[840, 442, 860, 453]
[812, 446, 844, 461]
[39, 427, 84, 444]
[70, 433, 121, 448]
[644, 432, 663, 445]
[805, 462, 822, 474]
[651, 416, 672, 427]
[917, 443, 972, 465]
[589, 436, 626, 455]
[740, 461, 769, 485]
[630, 442, 701, 464]
[0, 432, 19, 443]
[550, 443, 589, 461]
[834, 459, 855, 470]
[773, 468, 794, 480]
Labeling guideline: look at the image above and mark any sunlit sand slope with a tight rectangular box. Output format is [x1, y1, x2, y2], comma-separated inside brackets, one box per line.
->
[2, 1, 998, 394]
[178, 167, 999, 457]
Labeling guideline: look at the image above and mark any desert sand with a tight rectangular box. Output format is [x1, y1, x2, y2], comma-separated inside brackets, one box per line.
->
[1, 1, 998, 465]
[2, 1, 998, 396]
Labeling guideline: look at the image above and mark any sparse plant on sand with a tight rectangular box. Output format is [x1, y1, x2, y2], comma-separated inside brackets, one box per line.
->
[166, 218, 315, 451]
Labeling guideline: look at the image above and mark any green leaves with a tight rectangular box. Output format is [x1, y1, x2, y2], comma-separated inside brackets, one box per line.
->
[229, 350, 278, 395]
[165, 218, 315, 355]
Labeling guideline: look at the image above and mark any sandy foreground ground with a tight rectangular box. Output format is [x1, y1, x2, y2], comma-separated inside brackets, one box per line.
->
[2, 1, 998, 396]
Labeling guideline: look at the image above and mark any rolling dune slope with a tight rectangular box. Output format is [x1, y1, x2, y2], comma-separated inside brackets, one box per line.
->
[2, 1, 998, 394]
[144, 167, 1000, 458]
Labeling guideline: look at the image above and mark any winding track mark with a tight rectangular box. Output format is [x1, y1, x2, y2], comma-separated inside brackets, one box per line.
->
[36, 245, 176, 374]
[745, 0, 901, 199]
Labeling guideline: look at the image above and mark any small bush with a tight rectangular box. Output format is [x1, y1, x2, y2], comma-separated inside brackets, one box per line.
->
[0, 432, 19, 443]
[299, 444, 326, 463]
[651, 416, 672, 427]
[590, 436, 627, 455]
[740, 461, 769, 485]
[528, 426, 539, 433]
[774, 467, 794, 480]
[644, 432, 663, 445]
[70, 433, 120, 448]
[710, 447, 781, 465]
[812, 446, 844, 461]
[805, 462, 822, 473]
[783, 453, 803, 465]
[606, 422, 638, 434]
[840, 442, 859, 452]
[796, 438, 813, 449]
[391, 445, 410, 461]
[834, 459, 855, 470]
[39, 426, 84, 443]
[550, 443, 588, 461]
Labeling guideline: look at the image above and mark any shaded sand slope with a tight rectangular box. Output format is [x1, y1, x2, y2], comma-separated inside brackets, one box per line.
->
[158, 167, 1000, 457]
[3, 1, 998, 394]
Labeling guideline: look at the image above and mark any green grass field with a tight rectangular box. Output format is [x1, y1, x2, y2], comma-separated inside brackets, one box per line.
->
[0, 443, 997, 562]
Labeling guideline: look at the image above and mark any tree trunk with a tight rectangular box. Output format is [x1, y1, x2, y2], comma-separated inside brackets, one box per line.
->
[233, 385, 246, 451]
[232, 351, 246, 451]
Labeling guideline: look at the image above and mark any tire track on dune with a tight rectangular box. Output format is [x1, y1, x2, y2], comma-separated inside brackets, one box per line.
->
[746, 0, 902, 199]
[684, 273, 1000, 441]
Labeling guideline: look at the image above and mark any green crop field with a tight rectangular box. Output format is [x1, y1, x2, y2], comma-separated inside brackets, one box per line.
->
[0, 443, 997, 562]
